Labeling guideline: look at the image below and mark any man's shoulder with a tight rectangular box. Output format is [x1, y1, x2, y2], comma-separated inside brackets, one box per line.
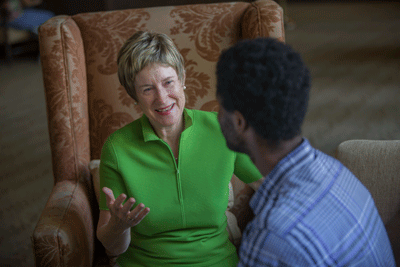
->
[250, 148, 359, 235]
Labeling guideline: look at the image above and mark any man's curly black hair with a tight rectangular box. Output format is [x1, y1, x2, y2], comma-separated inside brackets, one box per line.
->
[216, 37, 310, 142]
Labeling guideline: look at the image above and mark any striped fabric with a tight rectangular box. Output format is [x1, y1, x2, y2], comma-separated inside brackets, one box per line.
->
[238, 139, 395, 267]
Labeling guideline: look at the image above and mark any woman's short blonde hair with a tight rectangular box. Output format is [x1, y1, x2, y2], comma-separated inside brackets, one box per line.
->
[117, 31, 185, 101]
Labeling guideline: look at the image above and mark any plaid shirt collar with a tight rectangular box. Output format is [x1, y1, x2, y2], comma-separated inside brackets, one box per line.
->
[250, 138, 314, 215]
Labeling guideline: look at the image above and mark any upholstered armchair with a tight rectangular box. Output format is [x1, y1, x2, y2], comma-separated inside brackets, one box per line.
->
[32, 1, 284, 266]
[336, 140, 400, 266]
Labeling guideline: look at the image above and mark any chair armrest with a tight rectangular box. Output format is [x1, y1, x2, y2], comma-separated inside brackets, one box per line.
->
[32, 180, 96, 267]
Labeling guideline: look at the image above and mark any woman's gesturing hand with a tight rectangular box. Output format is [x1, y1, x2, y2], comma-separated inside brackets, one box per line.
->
[103, 187, 150, 229]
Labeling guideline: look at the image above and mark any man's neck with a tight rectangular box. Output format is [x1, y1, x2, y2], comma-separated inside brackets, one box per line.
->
[248, 133, 303, 177]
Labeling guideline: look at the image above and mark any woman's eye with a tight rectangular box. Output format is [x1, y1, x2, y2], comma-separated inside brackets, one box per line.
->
[165, 80, 173, 86]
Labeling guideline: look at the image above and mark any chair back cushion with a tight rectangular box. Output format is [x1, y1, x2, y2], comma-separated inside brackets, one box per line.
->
[336, 140, 400, 224]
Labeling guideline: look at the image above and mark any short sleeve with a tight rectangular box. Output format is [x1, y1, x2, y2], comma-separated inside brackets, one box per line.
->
[99, 137, 128, 210]
[234, 152, 263, 184]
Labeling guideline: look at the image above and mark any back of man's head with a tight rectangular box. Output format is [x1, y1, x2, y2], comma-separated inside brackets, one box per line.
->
[216, 37, 310, 142]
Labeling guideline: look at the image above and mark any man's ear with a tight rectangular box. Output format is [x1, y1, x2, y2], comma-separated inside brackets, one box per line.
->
[232, 110, 249, 134]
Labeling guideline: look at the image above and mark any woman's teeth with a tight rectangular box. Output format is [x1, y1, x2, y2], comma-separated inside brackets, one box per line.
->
[156, 104, 174, 112]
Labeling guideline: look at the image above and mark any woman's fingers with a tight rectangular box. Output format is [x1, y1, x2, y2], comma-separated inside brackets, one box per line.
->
[130, 203, 145, 218]
[133, 207, 150, 225]
[102, 187, 116, 208]
[121, 197, 136, 214]
[102, 188, 149, 226]
[114, 193, 127, 210]
[103, 187, 129, 215]
[128, 204, 150, 226]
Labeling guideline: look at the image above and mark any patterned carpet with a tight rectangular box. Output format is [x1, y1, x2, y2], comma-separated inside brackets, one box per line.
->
[0, 1, 399, 266]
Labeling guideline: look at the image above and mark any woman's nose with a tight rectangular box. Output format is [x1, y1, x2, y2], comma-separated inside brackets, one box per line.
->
[155, 87, 168, 103]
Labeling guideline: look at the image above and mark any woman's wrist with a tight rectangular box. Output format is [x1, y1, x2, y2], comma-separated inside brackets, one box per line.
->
[98, 217, 132, 256]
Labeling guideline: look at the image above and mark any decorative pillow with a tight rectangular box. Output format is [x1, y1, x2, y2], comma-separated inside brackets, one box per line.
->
[89, 159, 242, 245]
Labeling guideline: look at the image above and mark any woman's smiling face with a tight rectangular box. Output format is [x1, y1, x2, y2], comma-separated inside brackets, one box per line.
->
[134, 63, 186, 131]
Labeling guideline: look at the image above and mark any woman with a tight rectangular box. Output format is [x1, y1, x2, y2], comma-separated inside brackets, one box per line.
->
[97, 31, 262, 267]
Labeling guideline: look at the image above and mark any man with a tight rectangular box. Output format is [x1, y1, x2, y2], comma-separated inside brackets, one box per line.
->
[216, 38, 395, 266]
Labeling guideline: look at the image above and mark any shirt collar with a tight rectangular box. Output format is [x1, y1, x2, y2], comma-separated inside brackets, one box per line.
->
[140, 108, 193, 142]
[250, 138, 315, 214]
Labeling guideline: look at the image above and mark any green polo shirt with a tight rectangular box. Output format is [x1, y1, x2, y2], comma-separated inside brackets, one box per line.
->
[99, 109, 262, 266]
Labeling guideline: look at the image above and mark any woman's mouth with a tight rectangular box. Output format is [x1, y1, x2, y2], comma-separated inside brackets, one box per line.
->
[155, 104, 174, 114]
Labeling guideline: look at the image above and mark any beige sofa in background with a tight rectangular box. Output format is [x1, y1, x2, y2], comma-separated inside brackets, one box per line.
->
[336, 140, 400, 266]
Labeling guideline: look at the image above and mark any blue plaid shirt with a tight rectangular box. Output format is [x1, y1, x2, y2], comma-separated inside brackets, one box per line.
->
[238, 139, 395, 267]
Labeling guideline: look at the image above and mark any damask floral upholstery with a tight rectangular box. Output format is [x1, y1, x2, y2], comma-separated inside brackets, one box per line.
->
[32, 1, 284, 266]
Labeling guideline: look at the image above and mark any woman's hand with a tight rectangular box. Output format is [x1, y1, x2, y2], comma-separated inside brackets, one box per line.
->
[103, 187, 150, 229]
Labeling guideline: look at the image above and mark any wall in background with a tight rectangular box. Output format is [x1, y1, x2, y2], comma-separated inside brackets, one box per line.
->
[42, 0, 104, 15]
[105, 0, 251, 11]
[43, 0, 251, 16]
